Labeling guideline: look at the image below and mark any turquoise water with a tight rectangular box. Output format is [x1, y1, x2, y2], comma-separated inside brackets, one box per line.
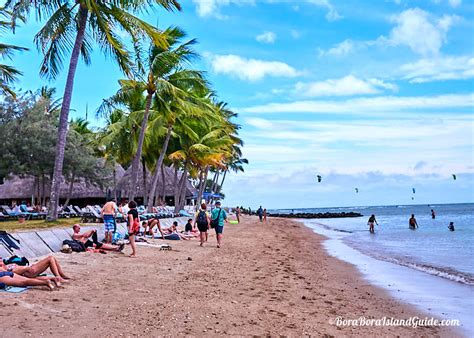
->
[272, 203, 474, 284]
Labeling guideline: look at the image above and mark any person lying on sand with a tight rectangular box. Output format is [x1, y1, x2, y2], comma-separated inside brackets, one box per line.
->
[72, 224, 124, 252]
[142, 218, 164, 238]
[1, 255, 70, 283]
[0, 267, 59, 291]
[162, 222, 190, 240]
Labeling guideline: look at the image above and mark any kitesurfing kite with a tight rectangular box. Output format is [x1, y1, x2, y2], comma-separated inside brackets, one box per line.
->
[452, 174, 457, 180]
[316, 175, 322, 183]
[412, 188, 416, 194]
[355, 188, 359, 193]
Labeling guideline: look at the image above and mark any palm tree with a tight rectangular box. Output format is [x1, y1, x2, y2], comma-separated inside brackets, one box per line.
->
[100, 27, 204, 203]
[5, 0, 181, 220]
[0, 8, 27, 97]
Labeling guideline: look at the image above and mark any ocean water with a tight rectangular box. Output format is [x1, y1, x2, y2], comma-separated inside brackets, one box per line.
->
[270, 203, 474, 335]
[271, 203, 474, 284]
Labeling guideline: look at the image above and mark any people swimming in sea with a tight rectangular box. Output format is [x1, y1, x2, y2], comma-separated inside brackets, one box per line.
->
[431, 209, 436, 219]
[448, 222, 455, 232]
[367, 214, 378, 233]
[409, 214, 418, 230]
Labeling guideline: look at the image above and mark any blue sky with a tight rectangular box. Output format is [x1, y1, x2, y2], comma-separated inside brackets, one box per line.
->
[4, 0, 474, 208]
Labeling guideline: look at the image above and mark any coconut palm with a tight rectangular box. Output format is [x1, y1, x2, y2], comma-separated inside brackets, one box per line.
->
[5, 0, 181, 219]
[0, 8, 27, 97]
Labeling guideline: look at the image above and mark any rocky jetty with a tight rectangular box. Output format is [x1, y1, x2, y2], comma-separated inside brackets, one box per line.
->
[267, 212, 362, 219]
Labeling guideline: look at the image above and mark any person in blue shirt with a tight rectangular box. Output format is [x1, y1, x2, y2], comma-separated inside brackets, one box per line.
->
[211, 201, 227, 248]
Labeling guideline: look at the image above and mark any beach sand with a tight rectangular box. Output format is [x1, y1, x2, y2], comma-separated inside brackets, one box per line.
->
[0, 216, 455, 337]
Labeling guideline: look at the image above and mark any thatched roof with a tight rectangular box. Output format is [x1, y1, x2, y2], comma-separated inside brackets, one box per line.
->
[0, 163, 196, 201]
[116, 164, 196, 199]
[0, 174, 112, 200]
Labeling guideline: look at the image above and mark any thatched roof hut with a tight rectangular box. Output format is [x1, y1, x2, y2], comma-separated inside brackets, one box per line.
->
[0, 164, 196, 206]
[116, 164, 196, 200]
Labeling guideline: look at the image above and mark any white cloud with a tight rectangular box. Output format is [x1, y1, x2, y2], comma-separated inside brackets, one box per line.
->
[308, 0, 342, 21]
[206, 53, 301, 81]
[387, 8, 460, 56]
[192, 0, 254, 19]
[294, 75, 398, 97]
[319, 39, 356, 57]
[448, 0, 462, 8]
[400, 56, 474, 83]
[240, 93, 474, 114]
[290, 29, 301, 39]
[256, 31, 276, 44]
[319, 9, 461, 58]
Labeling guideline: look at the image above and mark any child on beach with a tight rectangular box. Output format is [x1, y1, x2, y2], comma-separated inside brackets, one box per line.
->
[127, 201, 140, 257]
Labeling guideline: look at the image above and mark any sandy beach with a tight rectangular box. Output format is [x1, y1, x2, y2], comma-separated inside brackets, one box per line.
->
[0, 216, 456, 337]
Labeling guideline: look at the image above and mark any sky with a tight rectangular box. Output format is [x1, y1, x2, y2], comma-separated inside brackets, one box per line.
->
[3, 0, 474, 209]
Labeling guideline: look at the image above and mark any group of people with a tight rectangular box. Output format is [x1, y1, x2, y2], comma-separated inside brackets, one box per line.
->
[0, 255, 70, 291]
[0, 199, 231, 290]
[367, 210, 456, 233]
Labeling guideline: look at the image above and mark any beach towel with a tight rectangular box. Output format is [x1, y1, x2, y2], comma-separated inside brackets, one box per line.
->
[136, 242, 172, 250]
[0, 286, 28, 293]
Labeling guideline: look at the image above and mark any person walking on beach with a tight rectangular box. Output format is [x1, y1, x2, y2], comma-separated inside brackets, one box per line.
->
[409, 214, 418, 230]
[257, 206, 263, 222]
[367, 214, 378, 233]
[101, 198, 117, 244]
[127, 201, 139, 257]
[235, 206, 240, 223]
[211, 201, 227, 248]
[263, 208, 267, 223]
[195, 203, 210, 246]
[431, 209, 436, 219]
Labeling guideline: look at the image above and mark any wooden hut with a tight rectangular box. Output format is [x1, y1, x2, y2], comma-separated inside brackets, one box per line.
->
[0, 164, 196, 207]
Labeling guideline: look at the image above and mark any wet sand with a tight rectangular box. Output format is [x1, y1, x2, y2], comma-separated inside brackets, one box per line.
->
[0, 216, 456, 337]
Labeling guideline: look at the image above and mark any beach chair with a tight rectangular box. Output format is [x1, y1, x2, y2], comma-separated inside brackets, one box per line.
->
[0, 206, 29, 220]
[87, 206, 103, 223]
[63, 205, 78, 217]
[73, 205, 84, 215]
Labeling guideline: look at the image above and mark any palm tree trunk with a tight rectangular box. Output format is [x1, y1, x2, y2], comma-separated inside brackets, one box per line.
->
[160, 163, 166, 204]
[113, 165, 117, 201]
[128, 92, 153, 201]
[211, 171, 219, 193]
[173, 164, 179, 207]
[175, 162, 188, 213]
[147, 125, 173, 212]
[142, 157, 147, 205]
[195, 166, 209, 211]
[41, 174, 45, 207]
[219, 170, 228, 192]
[64, 173, 75, 207]
[47, 6, 89, 221]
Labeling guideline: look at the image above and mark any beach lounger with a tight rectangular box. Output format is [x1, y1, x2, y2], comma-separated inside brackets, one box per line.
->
[0, 231, 21, 255]
[0, 205, 30, 220]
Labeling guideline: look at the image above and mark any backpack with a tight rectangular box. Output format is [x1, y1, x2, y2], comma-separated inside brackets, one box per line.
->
[62, 239, 86, 252]
[197, 210, 208, 227]
[3, 255, 29, 266]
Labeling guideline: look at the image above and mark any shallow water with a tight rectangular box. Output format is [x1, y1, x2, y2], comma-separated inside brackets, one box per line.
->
[272, 203, 474, 284]
[295, 203, 474, 336]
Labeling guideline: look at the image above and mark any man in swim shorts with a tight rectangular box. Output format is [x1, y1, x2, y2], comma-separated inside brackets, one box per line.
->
[101, 198, 118, 243]
[72, 224, 124, 252]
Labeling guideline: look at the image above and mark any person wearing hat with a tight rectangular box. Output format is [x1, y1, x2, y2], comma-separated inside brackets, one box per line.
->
[211, 201, 227, 248]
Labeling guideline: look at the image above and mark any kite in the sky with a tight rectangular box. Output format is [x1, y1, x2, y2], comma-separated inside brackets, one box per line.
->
[452, 174, 457, 180]
[412, 188, 416, 194]
[316, 175, 322, 183]
[355, 188, 359, 193]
